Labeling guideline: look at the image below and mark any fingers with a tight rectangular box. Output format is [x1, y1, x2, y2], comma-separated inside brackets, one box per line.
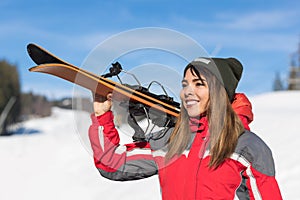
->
[92, 92, 113, 116]
[93, 92, 112, 102]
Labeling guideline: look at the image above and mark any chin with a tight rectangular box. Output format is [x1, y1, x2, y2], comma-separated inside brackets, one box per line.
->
[187, 111, 201, 118]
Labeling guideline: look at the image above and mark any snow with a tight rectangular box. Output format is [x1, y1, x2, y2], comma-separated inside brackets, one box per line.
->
[249, 91, 300, 200]
[0, 91, 299, 199]
[0, 108, 160, 200]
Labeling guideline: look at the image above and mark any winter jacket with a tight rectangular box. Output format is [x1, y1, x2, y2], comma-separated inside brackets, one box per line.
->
[88, 93, 282, 199]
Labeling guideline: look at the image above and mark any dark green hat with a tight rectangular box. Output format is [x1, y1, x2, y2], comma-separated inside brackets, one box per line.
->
[189, 57, 243, 101]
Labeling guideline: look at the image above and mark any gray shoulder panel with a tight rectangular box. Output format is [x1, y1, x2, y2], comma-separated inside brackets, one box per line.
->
[235, 130, 275, 176]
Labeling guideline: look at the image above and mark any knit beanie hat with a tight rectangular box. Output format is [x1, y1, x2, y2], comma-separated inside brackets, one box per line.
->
[188, 57, 243, 101]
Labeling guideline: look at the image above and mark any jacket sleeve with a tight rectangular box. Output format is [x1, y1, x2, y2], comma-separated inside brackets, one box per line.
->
[234, 131, 283, 200]
[245, 166, 283, 200]
[88, 111, 158, 181]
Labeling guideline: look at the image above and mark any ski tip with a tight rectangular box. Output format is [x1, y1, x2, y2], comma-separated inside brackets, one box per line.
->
[27, 43, 34, 47]
[27, 43, 35, 56]
[28, 66, 37, 72]
[27, 43, 35, 50]
[27, 43, 39, 52]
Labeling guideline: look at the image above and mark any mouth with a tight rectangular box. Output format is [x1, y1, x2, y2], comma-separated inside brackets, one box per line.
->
[185, 99, 199, 107]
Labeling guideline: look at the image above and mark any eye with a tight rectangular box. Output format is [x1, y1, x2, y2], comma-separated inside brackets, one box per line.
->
[181, 82, 187, 88]
[181, 80, 188, 88]
[195, 81, 205, 87]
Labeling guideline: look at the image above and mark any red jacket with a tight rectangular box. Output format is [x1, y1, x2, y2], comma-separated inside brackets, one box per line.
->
[88, 93, 282, 199]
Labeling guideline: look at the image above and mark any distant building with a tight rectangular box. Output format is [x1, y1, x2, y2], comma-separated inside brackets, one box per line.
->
[288, 39, 300, 90]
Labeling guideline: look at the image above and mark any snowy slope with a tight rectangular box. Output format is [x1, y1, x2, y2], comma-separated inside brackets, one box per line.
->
[249, 91, 300, 200]
[0, 108, 161, 200]
[0, 91, 299, 200]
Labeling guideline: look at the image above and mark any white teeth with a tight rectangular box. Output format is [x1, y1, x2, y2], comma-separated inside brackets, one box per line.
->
[186, 100, 198, 105]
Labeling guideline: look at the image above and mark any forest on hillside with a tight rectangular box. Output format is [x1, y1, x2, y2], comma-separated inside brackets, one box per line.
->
[0, 60, 52, 135]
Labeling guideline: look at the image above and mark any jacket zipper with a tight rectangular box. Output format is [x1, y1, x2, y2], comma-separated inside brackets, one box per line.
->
[195, 135, 209, 199]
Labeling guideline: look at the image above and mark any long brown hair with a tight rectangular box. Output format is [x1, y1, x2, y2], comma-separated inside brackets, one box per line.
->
[166, 64, 245, 168]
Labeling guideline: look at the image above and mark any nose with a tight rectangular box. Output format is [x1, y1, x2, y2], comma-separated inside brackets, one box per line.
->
[183, 85, 194, 97]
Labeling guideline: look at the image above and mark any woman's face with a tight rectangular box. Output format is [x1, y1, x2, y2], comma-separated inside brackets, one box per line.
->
[180, 68, 209, 117]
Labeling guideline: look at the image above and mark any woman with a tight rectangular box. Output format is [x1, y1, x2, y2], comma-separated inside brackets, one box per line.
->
[89, 57, 282, 199]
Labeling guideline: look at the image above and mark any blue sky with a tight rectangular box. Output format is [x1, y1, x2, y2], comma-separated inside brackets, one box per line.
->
[1, 0, 300, 99]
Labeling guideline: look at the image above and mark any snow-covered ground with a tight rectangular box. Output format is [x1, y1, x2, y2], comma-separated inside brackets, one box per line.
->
[249, 91, 300, 199]
[0, 91, 299, 200]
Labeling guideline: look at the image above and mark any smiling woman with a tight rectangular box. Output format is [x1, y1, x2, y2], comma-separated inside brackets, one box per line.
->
[180, 67, 210, 117]
[166, 58, 245, 167]
[88, 56, 283, 199]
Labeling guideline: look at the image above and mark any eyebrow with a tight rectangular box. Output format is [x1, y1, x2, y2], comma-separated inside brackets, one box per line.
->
[181, 78, 206, 83]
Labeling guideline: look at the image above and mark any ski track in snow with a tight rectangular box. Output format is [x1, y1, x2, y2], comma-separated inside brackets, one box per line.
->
[1, 91, 299, 200]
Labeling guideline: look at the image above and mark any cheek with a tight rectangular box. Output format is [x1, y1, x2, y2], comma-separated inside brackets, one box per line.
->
[180, 89, 185, 100]
[180, 90, 186, 109]
[203, 95, 210, 111]
[195, 88, 208, 98]
[202, 98, 209, 112]
[196, 89, 209, 106]
[202, 92, 209, 105]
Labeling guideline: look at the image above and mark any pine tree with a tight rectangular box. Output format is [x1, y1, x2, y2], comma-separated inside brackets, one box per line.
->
[273, 72, 284, 91]
[0, 60, 21, 135]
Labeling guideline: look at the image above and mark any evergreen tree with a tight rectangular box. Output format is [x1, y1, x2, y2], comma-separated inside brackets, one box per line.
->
[273, 72, 284, 91]
[0, 60, 21, 135]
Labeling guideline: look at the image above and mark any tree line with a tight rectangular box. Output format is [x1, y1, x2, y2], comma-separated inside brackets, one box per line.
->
[0, 60, 52, 135]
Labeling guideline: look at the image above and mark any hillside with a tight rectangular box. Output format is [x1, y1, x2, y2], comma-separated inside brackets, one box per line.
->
[249, 91, 300, 199]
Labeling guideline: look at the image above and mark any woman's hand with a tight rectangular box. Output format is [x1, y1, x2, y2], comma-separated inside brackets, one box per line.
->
[93, 93, 112, 116]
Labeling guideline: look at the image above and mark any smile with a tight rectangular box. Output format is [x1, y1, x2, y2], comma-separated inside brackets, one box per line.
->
[186, 100, 199, 106]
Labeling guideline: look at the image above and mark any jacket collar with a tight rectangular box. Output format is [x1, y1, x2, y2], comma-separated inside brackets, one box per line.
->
[189, 116, 208, 134]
